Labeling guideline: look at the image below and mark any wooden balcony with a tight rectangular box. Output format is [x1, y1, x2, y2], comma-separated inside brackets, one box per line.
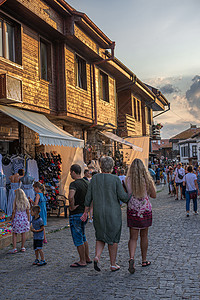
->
[118, 114, 136, 137]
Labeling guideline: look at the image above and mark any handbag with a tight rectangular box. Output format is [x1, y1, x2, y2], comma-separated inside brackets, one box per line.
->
[177, 170, 183, 180]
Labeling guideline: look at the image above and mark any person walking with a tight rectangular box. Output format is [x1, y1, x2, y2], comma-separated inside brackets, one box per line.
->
[125, 159, 156, 274]
[81, 156, 130, 272]
[183, 165, 199, 217]
[168, 167, 175, 196]
[68, 164, 91, 268]
[8, 188, 30, 254]
[174, 163, 185, 200]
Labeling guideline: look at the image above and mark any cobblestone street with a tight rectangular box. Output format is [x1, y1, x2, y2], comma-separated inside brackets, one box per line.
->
[1, 185, 200, 299]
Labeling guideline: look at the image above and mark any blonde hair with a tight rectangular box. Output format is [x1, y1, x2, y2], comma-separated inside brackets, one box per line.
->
[33, 181, 45, 194]
[14, 188, 30, 212]
[126, 159, 155, 199]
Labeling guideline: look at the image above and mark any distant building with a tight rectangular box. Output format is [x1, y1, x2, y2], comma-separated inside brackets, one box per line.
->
[151, 139, 172, 163]
[169, 125, 200, 162]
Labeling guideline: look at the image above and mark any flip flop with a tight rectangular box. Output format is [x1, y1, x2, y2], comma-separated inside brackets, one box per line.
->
[94, 257, 101, 272]
[110, 264, 120, 272]
[70, 262, 87, 268]
[86, 260, 92, 264]
[128, 259, 135, 274]
[142, 261, 151, 267]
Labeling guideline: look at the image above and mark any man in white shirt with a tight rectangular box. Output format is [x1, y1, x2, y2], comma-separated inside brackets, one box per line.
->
[174, 163, 185, 200]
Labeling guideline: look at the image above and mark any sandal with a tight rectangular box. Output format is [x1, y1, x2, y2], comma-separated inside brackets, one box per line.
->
[37, 260, 47, 266]
[33, 259, 40, 265]
[94, 257, 101, 272]
[8, 248, 17, 254]
[128, 259, 135, 274]
[142, 261, 151, 267]
[43, 239, 47, 244]
[110, 264, 120, 272]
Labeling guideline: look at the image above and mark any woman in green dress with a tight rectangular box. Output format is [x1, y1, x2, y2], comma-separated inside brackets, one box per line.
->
[81, 156, 130, 272]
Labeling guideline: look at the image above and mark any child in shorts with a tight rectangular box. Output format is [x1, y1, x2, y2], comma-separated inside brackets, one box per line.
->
[30, 205, 47, 266]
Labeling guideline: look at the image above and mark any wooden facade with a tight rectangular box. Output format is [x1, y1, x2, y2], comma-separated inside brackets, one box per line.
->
[0, 0, 169, 160]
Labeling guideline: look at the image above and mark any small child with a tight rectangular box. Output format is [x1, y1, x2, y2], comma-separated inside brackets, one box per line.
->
[9, 188, 30, 254]
[29, 181, 47, 243]
[30, 205, 47, 266]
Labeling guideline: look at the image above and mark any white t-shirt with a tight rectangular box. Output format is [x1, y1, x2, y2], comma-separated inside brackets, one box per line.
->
[175, 167, 185, 183]
[183, 173, 197, 191]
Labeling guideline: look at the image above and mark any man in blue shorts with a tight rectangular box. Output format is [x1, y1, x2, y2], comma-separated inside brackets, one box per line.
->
[68, 164, 91, 268]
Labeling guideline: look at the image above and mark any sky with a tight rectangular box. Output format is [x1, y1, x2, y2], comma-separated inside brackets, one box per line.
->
[67, 0, 200, 139]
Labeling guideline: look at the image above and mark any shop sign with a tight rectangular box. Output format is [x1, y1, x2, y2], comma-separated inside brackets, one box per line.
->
[0, 126, 12, 135]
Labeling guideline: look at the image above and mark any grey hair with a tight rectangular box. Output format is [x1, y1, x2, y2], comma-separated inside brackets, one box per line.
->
[100, 156, 114, 173]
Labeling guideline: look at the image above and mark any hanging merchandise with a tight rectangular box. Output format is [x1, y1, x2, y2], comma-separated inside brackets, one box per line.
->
[27, 159, 39, 182]
[2, 156, 12, 184]
[7, 181, 21, 217]
[21, 166, 35, 200]
[36, 152, 62, 213]
[0, 154, 7, 213]
[0, 173, 7, 213]
[11, 155, 25, 174]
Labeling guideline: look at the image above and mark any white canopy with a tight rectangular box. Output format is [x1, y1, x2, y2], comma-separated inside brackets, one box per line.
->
[99, 131, 143, 152]
[0, 105, 84, 148]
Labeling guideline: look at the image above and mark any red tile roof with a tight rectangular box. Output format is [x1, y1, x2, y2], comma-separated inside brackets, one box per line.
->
[170, 127, 200, 141]
[151, 139, 172, 151]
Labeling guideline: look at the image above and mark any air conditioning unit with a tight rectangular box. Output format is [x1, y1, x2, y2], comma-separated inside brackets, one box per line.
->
[0, 74, 22, 103]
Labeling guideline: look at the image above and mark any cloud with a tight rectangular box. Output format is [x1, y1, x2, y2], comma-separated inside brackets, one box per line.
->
[160, 83, 180, 94]
[186, 75, 200, 118]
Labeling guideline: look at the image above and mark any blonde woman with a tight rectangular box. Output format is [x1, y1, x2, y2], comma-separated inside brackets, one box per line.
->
[125, 159, 156, 274]
[9, 189, 30, 254]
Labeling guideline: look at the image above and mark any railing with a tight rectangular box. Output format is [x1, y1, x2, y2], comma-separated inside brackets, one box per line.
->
[118, 114, 136, 137]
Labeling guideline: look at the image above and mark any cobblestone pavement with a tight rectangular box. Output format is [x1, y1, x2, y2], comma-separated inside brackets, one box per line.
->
[1, 185, 200, 299]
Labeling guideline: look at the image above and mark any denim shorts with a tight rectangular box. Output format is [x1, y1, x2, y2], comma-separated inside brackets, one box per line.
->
[69, 213, 87, 247]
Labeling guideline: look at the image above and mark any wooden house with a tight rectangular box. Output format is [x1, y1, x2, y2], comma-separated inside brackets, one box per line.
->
[0, 0, 169, 164]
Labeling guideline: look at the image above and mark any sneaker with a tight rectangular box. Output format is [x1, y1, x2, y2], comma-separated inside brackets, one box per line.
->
[33, 259, 39, 265]
[89, 219, 93, 223]
[21, 247, 26, 252]
[193, 211, 199, 215]
[37, 260, 47, 266]
[186, 213, 189, 217]
[8, 248, 17, 254]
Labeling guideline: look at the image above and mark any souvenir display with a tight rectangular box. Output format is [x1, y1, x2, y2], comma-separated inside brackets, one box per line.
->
[36, 152, 62, 212]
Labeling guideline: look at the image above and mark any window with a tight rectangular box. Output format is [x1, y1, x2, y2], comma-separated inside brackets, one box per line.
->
[181, 145, 189, 157]
[40, 39, 51, 81]
[0, 16, 21, 64]
[75, 55, 87, 90]
[99, 70, 109, 102]
[137, 100, 140, 122]
[133, 98, 137, 120]
[192, 145, 197, 157]
[147, 107, 151, 125]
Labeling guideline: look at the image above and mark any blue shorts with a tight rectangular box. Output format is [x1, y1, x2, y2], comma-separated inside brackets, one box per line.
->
[69, 213, 87, 247]
[33, 239, 43, 250]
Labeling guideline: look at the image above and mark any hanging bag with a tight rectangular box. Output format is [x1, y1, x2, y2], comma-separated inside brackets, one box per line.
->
[177, 169, 183, 180]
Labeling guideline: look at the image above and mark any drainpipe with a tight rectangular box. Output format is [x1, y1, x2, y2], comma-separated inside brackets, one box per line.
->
[153, 103, 170, 118]
[90, 41, 115, 128]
